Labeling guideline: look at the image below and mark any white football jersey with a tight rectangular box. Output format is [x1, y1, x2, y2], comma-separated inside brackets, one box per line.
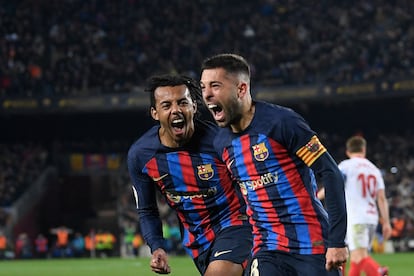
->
[338, 157, 385, 225]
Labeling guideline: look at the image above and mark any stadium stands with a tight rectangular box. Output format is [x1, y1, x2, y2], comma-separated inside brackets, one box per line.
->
[1, 0, 414, 98]
[0, 143, 48, 207]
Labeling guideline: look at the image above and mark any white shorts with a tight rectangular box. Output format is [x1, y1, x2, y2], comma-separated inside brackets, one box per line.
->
[346, 223, 377, 251]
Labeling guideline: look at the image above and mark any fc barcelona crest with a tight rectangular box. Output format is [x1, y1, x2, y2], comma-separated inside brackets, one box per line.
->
[305, 136, 321, 153]
[197, 164, 214, 180]
[252, 142, 269, 161]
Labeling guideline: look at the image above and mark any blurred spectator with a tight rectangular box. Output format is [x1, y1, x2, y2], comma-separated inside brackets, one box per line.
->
[50, 225, 73, 257]
[34, 233, 48, 258]
[101, 230, 116, 257]
[0, 230, 7, 260]
[71, 232, 85, 258]
[95, 229, 116, 258]
[168, 219, 184, 255]
[84, 229, 96, 258]
[132, 232, 143, 257]
[15, 232, 32, 259]
[95, 230, 105, 257]
[122, 222, 135, 258]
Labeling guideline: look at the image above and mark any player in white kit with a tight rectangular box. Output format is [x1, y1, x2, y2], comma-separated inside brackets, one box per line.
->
[338, 136, 391, 276]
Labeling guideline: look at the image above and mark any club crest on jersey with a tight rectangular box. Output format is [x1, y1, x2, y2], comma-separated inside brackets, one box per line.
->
[306, 137, 320, 153]
[197, 164, 214, 180]
[252, 142, 269, 161]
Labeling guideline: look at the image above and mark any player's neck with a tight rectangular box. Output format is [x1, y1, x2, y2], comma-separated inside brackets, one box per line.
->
[230, 102, 255, 133]
[349, 153, 365, 158]
[158, 128, 193, 148]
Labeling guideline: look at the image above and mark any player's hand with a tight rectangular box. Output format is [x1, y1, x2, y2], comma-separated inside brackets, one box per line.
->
[325, 247, 348, 271]
[150, 248, 171, 274]
[382, 222, 392, 241]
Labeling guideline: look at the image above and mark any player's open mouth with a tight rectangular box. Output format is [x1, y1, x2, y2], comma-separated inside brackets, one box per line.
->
[208, 104, 224, 121]
[171, 118, 185, 133]
[208, 104, 222, 113]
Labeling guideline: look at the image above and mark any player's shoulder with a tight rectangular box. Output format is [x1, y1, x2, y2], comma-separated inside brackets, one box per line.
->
[199, 121, 232, 153]
[256, 100, 295, 115]
[339, 157, 379, 170]
[195, 118, 219, 134]
[127, 125, 160, 160]
[255, 101, 303, 123]
[258, 100, 299, 115]
[192, 119, 220, 143]
[364, 158, 382, 173]
[251, 101, 309, 140]
[338, 158, 351, 169]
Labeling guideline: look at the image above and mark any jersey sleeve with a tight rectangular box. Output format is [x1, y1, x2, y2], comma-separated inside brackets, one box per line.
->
[127, 144, 167, 253]
[376, 167, 385, 191]
[311, 153, 347, 248]
[282, 111, 347, 248]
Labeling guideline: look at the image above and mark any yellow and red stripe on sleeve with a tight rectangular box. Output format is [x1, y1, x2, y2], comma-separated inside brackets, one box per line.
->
[296, 135, 327, 166]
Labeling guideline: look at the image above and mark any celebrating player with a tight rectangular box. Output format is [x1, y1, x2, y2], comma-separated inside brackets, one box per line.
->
[127, 74, 252, 275]
[339, 136, 391, 276]
[200, 53, 348, 275]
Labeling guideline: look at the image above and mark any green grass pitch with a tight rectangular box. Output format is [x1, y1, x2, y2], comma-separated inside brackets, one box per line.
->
[0, 256, 198, 276]
[0, 253, 412, 276]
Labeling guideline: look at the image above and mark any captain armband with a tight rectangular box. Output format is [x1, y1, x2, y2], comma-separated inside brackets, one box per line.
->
[296, 135, 327, 166]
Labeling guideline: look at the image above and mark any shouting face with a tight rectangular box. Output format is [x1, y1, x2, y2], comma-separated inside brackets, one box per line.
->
[200, 68, 243, 128]
[151, 85, 196, 147]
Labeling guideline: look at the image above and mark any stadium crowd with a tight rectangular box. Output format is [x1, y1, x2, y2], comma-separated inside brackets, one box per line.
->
[0, 142, 48, 207]
[0, 226, 125, 260]
[1, 0, 414, 98]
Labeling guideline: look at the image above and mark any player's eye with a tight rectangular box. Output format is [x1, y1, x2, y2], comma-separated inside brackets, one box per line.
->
[160, 103, 170, 109]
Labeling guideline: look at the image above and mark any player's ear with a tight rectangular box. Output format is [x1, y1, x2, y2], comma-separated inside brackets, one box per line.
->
[193, 101, 197, 113]
[150, 107, 159, 121]
[237, 82, 248, 98]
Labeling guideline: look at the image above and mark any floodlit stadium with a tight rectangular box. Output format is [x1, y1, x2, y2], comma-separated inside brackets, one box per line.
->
[1, 0, 414, 275]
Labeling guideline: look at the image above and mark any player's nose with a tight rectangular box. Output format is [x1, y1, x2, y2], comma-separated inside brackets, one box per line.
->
[171, 102, 181, 113]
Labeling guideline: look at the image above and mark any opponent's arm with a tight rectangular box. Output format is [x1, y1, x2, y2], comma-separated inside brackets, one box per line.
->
[377, 189, 392, 240]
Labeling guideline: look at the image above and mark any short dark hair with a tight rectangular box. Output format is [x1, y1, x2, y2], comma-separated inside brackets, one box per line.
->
[145, 74, 203, 110]
[346, 136, 367, 153]
[144, 74, 213, 121]
[201, 53, 250, 78]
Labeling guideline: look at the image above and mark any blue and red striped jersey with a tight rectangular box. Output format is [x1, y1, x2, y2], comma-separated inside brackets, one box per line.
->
[127, 120, 249, 259]
[214, 101, 346, 255]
